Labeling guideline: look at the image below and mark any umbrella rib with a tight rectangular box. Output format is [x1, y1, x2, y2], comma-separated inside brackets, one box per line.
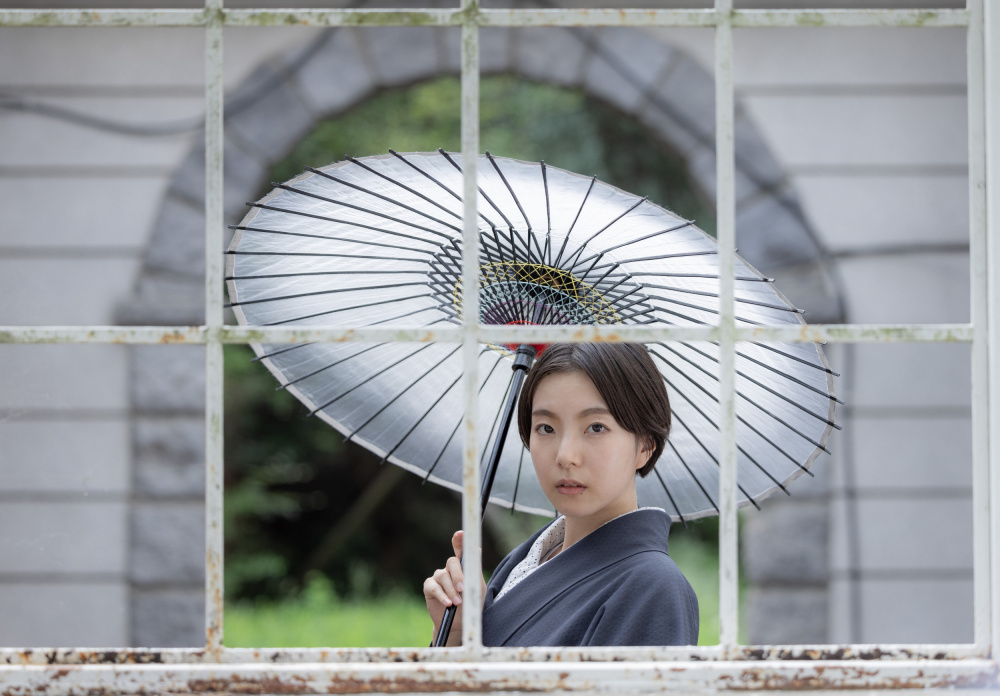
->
[343, 344, 462, 445]
[273, 182, 461, 238]
[345, 156, 464, 221]
[307, 343, 436, 416]
[666, 399, 762, 510]
[278, 343, 386, 390]
[389, 149, 502, 231]
[541, 161, 553, 266]
[422, 350, 506, 483]
[552, 176, 596, 268]
[658, 368, 786, 497]
[226, 250, 426, 263]
[734, 348, 845, 404]
[486, 151, 533, 232]
[630, 271, 772, 282]
[657, 343, 836, 451]
[587, 249, 718, 269]
[229, 224, 438, 256]
[262, 292, 433, 326]
[226, 269, 427, 282]
[573, 220, 696, 265]
[304, 166, 466, 235]
[750, 341, 840, 376]
[643, 282, 803, 314]
[561, 196, 649, 269]
[651, 467, 685, 526]
[652, 347, 812, 479]
[665, 437, 718, 514]
[438, 148, 517, 231]
[226, 280, 428, 309]
[380, 372, 464, 465]
[644, 292, 770, 326]
[478, 369, 517, 468]
[247, 201, 453, 246]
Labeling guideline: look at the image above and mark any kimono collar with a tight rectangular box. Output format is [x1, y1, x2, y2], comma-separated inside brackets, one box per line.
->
[482, 508, 673, 645]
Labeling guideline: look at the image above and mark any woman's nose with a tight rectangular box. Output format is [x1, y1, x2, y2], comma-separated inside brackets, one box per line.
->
[555, 435, 581, 467]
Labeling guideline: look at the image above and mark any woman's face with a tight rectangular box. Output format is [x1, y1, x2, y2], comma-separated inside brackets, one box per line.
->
[528, 370, 651, 529]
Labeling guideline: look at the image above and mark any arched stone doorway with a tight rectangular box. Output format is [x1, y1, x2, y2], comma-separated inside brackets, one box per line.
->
[116, 21, 843, 647]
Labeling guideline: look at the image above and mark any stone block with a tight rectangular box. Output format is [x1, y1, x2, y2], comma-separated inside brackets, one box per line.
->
[0, 420, 129, 493]
[513, 28, 588, 87]
[225, 63, 317, 164]
[0, 502, 128, 574]
[829, 497, 972, 574]
[844, 416, 973, 492]
[0, 27, 205, 87]
[116, 272, 204, 326]
[733, 27, 966, 88]
[0, 344, 129, 411]
[858, 577, 973, 644]
[166, 134, 269, 226]
[742, 501, 828, 584]
[793, 175, 969, 253]
[656, 56, 715, 143]
[850, 342, 970, 409]
[584, 28, 676, 115]
[357, 26, 444, 88]
[131, 589, 205, 648]
[742, 94, 967, 168]
[746, 587, 828, 645]
[0, 177, 167, 250]
[130, 504, 205, 585]
[0, 258, 138, 326]
[133, 418, 206, 498]
[130, 345, 206, 413]
[143, 195, 206, 278]
[289, 29, 376, 117]
[762, 260, 844, 323]
[0, 582, 128, 648]
[836, 254, 970, 325]
[734, 195, 824, 271]
[0, 101, 200, 168]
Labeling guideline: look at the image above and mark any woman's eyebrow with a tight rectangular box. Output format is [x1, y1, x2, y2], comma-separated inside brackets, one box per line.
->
[579, 406, 612, 417]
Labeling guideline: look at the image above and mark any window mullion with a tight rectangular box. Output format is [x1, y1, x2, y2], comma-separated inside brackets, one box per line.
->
[460, 0, 484, 655]
[203, 0, 225, 657]
[714, 0, 739, 655]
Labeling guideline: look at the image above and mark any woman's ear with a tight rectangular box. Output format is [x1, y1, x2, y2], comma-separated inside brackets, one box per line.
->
[634, 435, 654, 471]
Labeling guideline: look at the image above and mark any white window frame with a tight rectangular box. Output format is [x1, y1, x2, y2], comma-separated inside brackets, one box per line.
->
[0, 1, 997, 693]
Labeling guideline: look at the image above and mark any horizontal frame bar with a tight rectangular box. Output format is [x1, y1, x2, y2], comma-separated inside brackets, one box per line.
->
[0, 658, 995, 693]
[0, 643, 989, 666]
[0, 8, 970, 28]
[0, 323, 974, 345]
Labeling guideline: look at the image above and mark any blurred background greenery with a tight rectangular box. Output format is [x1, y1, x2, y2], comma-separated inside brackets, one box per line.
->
[224, 74, 727, 648]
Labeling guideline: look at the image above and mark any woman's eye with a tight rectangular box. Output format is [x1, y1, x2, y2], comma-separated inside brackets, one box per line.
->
[588, 423, 607, 433]
[535, 424, 554, 434]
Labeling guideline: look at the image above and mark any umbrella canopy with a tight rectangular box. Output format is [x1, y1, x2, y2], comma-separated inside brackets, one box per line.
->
[225, 150, 839, 522]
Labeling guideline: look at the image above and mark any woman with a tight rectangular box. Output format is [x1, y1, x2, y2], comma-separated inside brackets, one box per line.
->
[423, 342, 700, 647]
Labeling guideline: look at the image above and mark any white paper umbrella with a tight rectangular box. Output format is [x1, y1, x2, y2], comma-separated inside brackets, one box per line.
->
[225, 150, 839, 523]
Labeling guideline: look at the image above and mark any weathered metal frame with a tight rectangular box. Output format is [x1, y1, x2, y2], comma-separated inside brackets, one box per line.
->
[0, 0, 997, 693]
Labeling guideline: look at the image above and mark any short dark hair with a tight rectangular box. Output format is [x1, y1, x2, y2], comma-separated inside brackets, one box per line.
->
[516, 343, 671, 477]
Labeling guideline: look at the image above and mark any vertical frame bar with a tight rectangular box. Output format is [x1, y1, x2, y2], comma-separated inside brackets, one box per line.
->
[966, 0, 991, 654]
[714, 0, 739, 654]
[203, 0, 225, 657]
[985, 0, 1000, 660]
[460, 0, 483, 654]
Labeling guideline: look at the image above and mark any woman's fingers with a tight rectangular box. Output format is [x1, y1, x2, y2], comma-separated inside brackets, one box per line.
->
[445, 556, 464, 603]
[451, 530, 463, 559]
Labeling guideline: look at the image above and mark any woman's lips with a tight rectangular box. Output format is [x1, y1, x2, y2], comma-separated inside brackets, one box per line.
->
[556, 479, 586, 496]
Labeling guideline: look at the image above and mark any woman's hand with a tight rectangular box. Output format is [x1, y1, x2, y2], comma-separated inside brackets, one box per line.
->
[423, 530, 485, 647]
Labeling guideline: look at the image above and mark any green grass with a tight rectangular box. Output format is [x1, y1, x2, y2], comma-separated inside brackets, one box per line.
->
[226, 538, 738, 648]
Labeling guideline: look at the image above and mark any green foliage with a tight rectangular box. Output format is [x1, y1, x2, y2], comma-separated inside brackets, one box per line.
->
[270, 75, 714, 233]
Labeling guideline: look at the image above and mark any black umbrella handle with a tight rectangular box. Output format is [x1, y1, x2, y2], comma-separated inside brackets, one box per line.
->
[433, 344, 536, 648]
